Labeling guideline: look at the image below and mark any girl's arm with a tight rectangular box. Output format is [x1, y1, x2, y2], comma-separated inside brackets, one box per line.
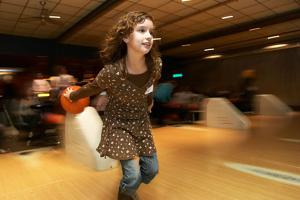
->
[64, 66, 112, 102]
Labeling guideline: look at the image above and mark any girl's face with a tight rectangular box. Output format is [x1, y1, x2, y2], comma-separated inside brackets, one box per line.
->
[124, 18, 154, 55]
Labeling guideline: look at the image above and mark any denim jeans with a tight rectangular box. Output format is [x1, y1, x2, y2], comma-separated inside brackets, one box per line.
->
[119, 153, 158, 196]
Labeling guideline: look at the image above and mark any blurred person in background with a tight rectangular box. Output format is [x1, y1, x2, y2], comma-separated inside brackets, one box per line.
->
[1, 74, 16, 100]
[50, 65, 76, 90]
[153, 80, 176, 103]
[32, 72, 51, 94]
[152, 80, 177, 124]
[49, 65, 76, 114]
[235, 69, 258, 113]
[13, 82, 40, 137]
[151, 80, 177, 125]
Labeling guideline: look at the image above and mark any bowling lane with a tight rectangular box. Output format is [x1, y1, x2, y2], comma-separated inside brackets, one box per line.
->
[145, 113, 300, 200]
[0, 113, 299, 200]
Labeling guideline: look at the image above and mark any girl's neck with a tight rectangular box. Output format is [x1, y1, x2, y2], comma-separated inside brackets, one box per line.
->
[125, 52, 147, 75]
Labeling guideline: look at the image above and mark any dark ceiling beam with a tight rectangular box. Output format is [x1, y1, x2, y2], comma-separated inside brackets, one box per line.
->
[182, 36, 300, 63]
[157, 0, 237, 29]
[160, 8, 300, 51]
[216, 36, 300, 56]
[166, 28, 300, 57]
[185, 33, 300, 59]
[56, 0, 121, 42]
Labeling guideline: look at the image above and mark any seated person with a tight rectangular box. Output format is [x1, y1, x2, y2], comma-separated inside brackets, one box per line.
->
[32, 73, 51, 93]
[235, 69, 258, 113]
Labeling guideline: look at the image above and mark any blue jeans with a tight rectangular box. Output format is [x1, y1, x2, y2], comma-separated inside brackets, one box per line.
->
[119, 153, 158, 196]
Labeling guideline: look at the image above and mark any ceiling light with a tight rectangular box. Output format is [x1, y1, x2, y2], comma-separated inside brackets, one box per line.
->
[264, 44, 288, 49]
[181, 0, 192, 2]
[267, 35, 280, 40]
[204, 48, 214, 52]
[203, 54, 222, 59]
[249, 27, 261, 31]
[221, 15, 233, 20]
[181, 44, 191, 47]
[49, 15, 61, 19]
[153, 38, 161, 41]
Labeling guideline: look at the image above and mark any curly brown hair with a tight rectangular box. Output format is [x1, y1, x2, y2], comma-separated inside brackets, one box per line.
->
[100, 11, 161, 81]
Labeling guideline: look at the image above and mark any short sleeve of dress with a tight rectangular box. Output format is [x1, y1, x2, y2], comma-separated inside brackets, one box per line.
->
[70, 65, 112, 101]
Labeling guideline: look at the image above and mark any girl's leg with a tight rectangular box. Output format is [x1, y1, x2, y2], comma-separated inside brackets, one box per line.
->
[119, 159, 142, 198]
[139, 153, 159, 184]
[118, 154, 158, 199]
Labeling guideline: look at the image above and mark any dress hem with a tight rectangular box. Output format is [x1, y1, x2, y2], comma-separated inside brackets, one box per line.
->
[97, 150, 157, 160]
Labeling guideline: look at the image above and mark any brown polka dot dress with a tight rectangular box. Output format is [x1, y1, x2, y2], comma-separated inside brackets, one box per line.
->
[70, 58, 161, 160]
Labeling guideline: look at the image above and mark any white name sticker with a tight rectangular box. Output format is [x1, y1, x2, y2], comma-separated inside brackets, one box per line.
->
[145, 84, 153, 94]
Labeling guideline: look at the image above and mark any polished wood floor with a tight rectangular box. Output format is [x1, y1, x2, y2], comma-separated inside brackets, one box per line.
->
[0, 113, 299, 200]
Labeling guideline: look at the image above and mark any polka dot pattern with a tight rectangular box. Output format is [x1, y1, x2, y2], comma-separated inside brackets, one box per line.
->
[88, 59, 162, 160]
[70, 58, 161, 160]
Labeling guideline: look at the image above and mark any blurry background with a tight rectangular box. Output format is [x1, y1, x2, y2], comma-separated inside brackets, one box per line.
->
[0, 0, 299, 107]
[0, 0, 300, 152]
[0, 2, 300, 199]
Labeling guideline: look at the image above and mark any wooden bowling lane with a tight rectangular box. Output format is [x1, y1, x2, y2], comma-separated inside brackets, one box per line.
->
[0, 113, 299, 200]
[146, 114, 300, 200]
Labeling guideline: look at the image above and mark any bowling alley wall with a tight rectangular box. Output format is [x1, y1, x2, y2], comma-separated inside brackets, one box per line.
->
[165, 46, 300, 109]
[0, 34, 299, 109]
[0, 34, 102, 80]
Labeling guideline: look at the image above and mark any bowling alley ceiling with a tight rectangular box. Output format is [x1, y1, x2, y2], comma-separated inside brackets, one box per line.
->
[0, 0, 300, 59]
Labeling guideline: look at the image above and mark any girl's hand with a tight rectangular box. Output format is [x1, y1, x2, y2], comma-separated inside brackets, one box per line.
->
[148, 101, 153, 113]
[63, 87, 74, 102]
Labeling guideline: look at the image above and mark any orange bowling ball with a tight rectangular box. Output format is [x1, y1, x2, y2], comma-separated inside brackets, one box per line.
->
[60, 86, 90, 114]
